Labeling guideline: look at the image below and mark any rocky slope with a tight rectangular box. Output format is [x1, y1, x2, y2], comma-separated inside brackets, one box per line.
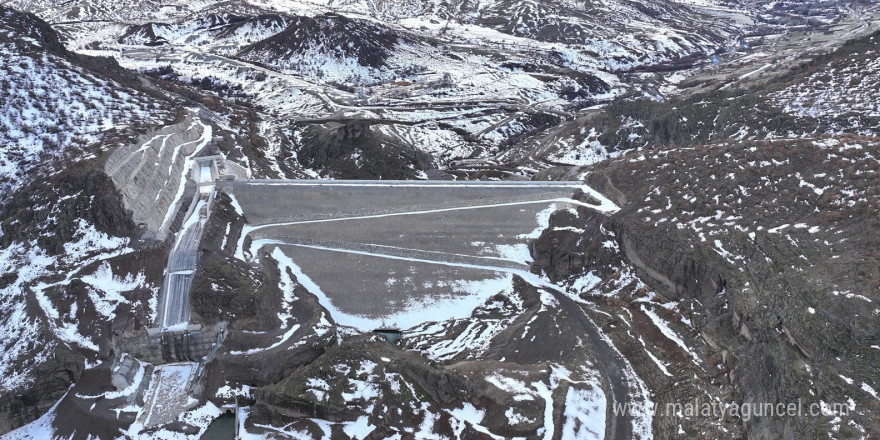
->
[517, 27, 880, 167]
[528, 30, 880, 439]
[0, 5, 178, 431]
[0, 1, 878, 439]
[0, 6, 167, 200]
[531, 136, 880, 438]
[238, 13, 402, 84]
[3, 0, 826, 180]
[0, 6, 290, 434]
[294, 120, 437, 179]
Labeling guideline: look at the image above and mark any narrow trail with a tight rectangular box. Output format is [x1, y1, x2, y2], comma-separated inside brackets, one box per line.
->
[544, 288, 635, 440]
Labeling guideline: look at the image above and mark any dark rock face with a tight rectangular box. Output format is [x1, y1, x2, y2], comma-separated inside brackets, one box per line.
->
[43, 362, 141, 440]
[214, 14, 285, 39]
[190, 254, 268, 325]
[118, 13, 285, 47]
[531, 207, 623, 282]
[0, 166, 137, 254]
[0, 354, 85, 433]
[118, 23, 170, 46]
[190, 192, 281, 326]
[0, 6, 67, 55]
[191, 190, 337, 398]
[253, 337, 485, 426]
[239, 13, 400, 69]
[394, 358, 477, 404]
[295, 120, 436, 179]
[558, 72, 612, 101]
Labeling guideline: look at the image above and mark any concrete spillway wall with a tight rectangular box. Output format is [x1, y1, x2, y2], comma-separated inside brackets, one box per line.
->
[114, 323, 227, 365]
[105, 114, 212, 240]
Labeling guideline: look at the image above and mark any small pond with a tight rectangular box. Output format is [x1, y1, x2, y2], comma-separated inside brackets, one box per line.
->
[200, 412, 235, 440]
[374, 329, 402, 343]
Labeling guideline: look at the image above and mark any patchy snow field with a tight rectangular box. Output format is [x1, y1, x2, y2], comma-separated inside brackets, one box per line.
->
[0, 219, 142, 391]
[0, 10, 165, 199]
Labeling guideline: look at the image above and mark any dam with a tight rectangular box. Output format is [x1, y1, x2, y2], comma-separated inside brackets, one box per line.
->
[231, 179, 618, 330]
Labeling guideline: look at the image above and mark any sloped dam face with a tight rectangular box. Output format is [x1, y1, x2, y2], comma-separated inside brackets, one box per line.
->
[231, 180, 609, 331]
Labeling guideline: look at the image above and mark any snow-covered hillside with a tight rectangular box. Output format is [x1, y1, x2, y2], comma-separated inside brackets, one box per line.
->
[238, 13, 401, 84]
[0, 5, 173, 428]
[0, 0, 878, 438]
[1, 0, 859, 180]
[118, 13, 288, 52]
[0, 7, 166, 200]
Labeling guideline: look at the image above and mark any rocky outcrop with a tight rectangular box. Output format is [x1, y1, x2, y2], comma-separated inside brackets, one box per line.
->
[0, 163, 143, 433]
[253, 337, 482, 425]
[0, 5, 67, 55]
[187, 191, 338, 402]
[295, 120, 436, 179]
[0, 352, 85, 434]
[531, 207, 623, 282]
[46, 361, 144, 440]
[533, 141, 880, 438]
[189, 192, 274, 325]
[238, 13, 400, 70]
[394, 359, 479, 404]
[0, 164, 136, 253]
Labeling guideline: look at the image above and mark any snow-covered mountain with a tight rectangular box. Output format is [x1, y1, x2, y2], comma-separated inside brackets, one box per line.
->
[238, 13, 403, 84]
[0, 6, 177, 431]
[4, 0, 851, 180]
[1, 0, 879, 438]
[0, 7, 167, 200]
